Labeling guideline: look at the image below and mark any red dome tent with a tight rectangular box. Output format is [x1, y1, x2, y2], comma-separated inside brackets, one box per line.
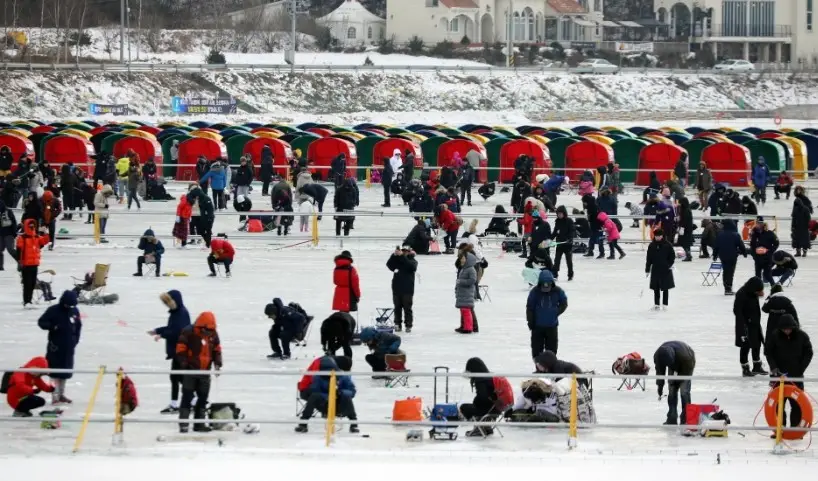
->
[372, 138, 422, 170]
[636, 144, 686, 185]
[0, 134, 35, 161]
[137, 125, 162, 136]
[701, 142, 752, 187]
[242, 137, 293, 177]
[31, 125, 56, 135]
[499, 139, 551, 183]
[176, 138, 227, 181]
[564, 140, 614, 181]
[43, 135, 95, 170]
[307, 127, 335, 138]
[436, 139, 488, 182]
[113, 136, 163, 169]
[306, 137, 358, 181]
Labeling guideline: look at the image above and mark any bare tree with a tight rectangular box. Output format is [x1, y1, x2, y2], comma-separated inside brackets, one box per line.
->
[74, 0, 88, 60]
[99, 24, 119, 59]
[258, 13, 291, 53]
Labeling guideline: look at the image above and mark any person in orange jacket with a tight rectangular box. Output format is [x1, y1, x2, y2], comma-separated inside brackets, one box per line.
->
[175, 311, 222, 433]
[40, 190, 61, 250]
[207, 237, 234, 277]
[6, 356, 54, 417]
[17, 219, 50, 307]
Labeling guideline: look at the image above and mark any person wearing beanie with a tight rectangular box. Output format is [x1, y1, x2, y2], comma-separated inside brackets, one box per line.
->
[332, 250, 360, 313]
[733, 276, 767, 377]
[265, 298, 307, 360]
[762, 283, 799, 353]
[148, 290, 191, 414]
[645, 228, 675, 310]
[37, 290, 82, 405]
[653, 341, 695, 425]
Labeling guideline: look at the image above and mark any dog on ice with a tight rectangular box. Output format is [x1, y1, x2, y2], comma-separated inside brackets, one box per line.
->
[298, 199, 315, 232]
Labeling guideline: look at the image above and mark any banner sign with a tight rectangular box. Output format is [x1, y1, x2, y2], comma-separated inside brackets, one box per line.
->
[89, 103, 129, 116]
[615, 42, 654, 53]
[171, 96, 237, 114]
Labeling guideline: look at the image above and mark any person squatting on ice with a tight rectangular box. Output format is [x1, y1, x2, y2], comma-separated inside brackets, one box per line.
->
[526, 270, 568, 358]
[265, 298, 307, 360]
[654, 341, 696, 425]
[148, 290, 191, 414]
[459, 357, 514, 437]
[765, 314, 813, 429]
[359, 327, 401, 373]
[175, 311, 222, 433]
[6, 357, 54, 416]
[38, 290, 82, 405]
[320, 312, 356, 358]
[207, 238, 235, 277]
[295, 356, 358, 433]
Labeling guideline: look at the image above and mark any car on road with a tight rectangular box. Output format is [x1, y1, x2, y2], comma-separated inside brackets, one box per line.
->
[714, 59, 755, 71]
[574, 59, 619, 74]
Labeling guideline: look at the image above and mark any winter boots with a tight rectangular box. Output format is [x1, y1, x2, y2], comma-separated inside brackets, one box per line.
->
[179, 408, 211, 433]
[742, 364, 754, 377]
[294, 423, 359, 434]
[752, 362, 769, 375]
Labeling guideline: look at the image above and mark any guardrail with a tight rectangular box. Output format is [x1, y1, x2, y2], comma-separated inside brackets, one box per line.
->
[2, 61, 816, 76]
[1, 367, 814, 452]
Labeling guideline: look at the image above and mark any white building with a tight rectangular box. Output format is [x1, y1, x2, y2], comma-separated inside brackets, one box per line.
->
[317, 0, 387, 46]
[385, 0, 604, 45]
[653, 0, 818, 64]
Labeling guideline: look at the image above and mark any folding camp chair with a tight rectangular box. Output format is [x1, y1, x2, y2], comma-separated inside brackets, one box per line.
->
[384, 353, 410, 388]
[478, 285, 491, 302]
[72, 263, 111, 304]
[775, 271, 795, 287]
[375, 307, 394, 326]
[143, 255, 158, 276]
[476, 409, 509, 439]
[34, 269, 56, 304]
[617, 377, 646, 391]
[701, 262, 722, 287]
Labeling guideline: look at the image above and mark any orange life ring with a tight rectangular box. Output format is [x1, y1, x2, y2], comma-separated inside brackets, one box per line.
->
[763, 384, 813, 440]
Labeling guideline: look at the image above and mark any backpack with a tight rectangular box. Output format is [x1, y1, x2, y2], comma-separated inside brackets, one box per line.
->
[0, 210, 11, 228]
[501, 233, 523, 253]
[119, 374, 139, 415]
[492, 377, 514, 410]
[208, 402, 242, 431]
[0, 372, 11, 394]
[612, 352, 650, 376]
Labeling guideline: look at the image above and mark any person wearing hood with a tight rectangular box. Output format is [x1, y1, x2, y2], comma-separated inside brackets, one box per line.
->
[359, 327, 401, 373]
[712, 220, 747, 295]
[17, 219, 50, 307]
[299, 182, 328, 219]
[259, 146, 274, 196]
[332, 250, 360, 312]
[483, 205, 511, 236]
[439, 165, 457, 190]
[409, 185, 434, 216]
[676, 197, 695, 262]
[330, 154, 347, 187]
[734, 276, 767, 377]
[233, 194, 252, 222]
[752, 156, 770, 204]
[199, 161, 227, 210]
[654, 341, 695, 425]
[93, 151, 109, 190]
[187, 186, 215, 247]
[458, 161, 475, 207]
[148, 290, 191, 414]
[208, 238, 234, 277]
[135, 228, 165, 277]
[526, 211, 553, 269]
[791, 196, 811, 256]
[770, 249, 797, 285]
[526, 270, 568, 358]
[294, 168, 313, 200]
[6, 356, 55, 416]
[126, 159, 143, 210]
[265, 298, 307, 360]
[142, 157, 159, 200]
[597, 187, 617, 216]
[750, 217, 779, 284]
[0, 199, 18, 271]
[460, 357, 507, 437]
[465, 220, 487, 290]
[93, 184, 114, 239]
[21, 191, 42, 224]
[38, 290, 81, 404]
[334, 178, 357, 236]
[387, 245, 418, 332]
[170, 140, 180, 164]
[195, 156, 210, 193]
[673, 155, 689, 189]
[175, 311, 222, 433]
[581, 193, 602, 257]
[765, 313, 813, 429]
[403, 218, 432, 255]
[297, 355, 352, 398]
[0, 146, 13, 178]
[550, 205, 575, 280]
[762, 284, 799, 350]
[38, 190, 60, 250]
[534, 350, 588, 388]
[695, 161, 713, 209]
[599, 211, 625, 260]
[320, 312, 356, 358]
[381, 155, 395, 208]
[455, 246, 478, 334]
[741, 195, 758, 216]
[543, 174, 566, 205]
[645, 228, 675, 310]
[295, 356, 358, 434]
[232, 155, 255, 199]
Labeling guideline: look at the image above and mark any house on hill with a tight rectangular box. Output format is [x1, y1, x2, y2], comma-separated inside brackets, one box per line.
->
[318, 0, 387, 46]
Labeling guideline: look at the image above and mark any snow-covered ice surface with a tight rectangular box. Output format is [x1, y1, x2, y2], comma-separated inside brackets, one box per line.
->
[1, 158, 818, 466]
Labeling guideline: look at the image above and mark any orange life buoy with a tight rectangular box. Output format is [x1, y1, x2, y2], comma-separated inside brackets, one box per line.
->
[763, 384, 813, 440]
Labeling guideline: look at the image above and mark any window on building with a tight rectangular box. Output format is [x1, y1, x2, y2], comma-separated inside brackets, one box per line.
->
[451, 18, 459, 32]
[368, 26, 373, 39]
[594, 0, 601, 11]
[347, 27, 357, 39]
[809, 0, 814, 32]
[722, 0, 748, 36]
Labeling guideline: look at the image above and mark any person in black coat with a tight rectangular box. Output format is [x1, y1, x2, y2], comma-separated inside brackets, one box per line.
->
[596, 188, 617, 215]
[320, 312, 355, 358]
[334, 178, 357, 236]
[712, 220, 747, 295]
[93, 151, 110, 189]
[0, 146, 13, 177]
[526, 213, 553, 269]
[765, 314, 813, 427]
[676, 197, 695, 261]
[762, 284, 799, 351]
[195, 156, 210, 194]
[534, 350, 588, 389]
[734, 276, 767, 377]
[149, 290, 192, 414]
[330, 154, 346, 186]
[771, 250, 798, 285]
[791, 197, 811, 256]
[21, 191, 42, 223]
[300, 182, 328, 218]
[259, 146, 274, 196]
[459, 163, 475, 207]
[654, 341, 695, 425]
[581, 194, 602, 257]
[550, 205, 575, 281]
[741, 195, 758, 215]
[59, 163, 76, 220]
[381, 158, 394, 208]
[386, 246, 418, 331]
[37, 290, 82, 405]
[402, 150, 415, 181]
[232, 156, 254, 197]
[510, 178, 530, 226]
[0, 199, 18, 271]
[187, 188, 215, 247]
[403, 219, 432, 255]
[439, 166, 457, 190]
[645, 228, 675, 309]
[233, 194, 252, 223]
[750, 218, 779, 284]
[460, 357, 500, 437]
[265, 298, 306, 360]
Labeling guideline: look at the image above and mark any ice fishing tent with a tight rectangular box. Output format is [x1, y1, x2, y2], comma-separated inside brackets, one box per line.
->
[499, 139, 551, 183]
[420, 137, 451, 168]
[743, 127, 764, 135]
[243, 137, 293, 177]
[543, 131, 571, 141]
[160, 134, 194, 177]
[307, 127, 335, 138]
[138, 125, 162, 137]
[176, 138, 227, 181]
[113, 136, 163, 167]
[742, 139, 786, 175]
[726, 132, 755, 144]
[611, 138, 651, 183]
[764, 138, 794, 172]
[701, 143, 752, 186]
[0, 134, 34, 161]
[628, 126, 651, 135]
[226, 134, 256, 164]
[101, 133, 131, 156]
[636, 144, 686, 185]
[373, 138, 422, 173]
[564, 140, 613, 181]
[354, 136, 387, 180]
[290, 134, 320, 160]
[436, 139, 487, 178]
[306, 137, 357, 181]
[31, 125, 56, 135]
[665, 133, 692, 145]
[43, 134, 95, 167]
[680, 138, 717, 174]
[485, 138, 513, 182]
[572, 126, 602, 135]
[777, 136, 808, 180]
[790, 133, 818, 170]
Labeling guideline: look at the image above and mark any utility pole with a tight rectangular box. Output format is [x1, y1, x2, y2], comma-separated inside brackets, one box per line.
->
[286, 0, 297, 73]
[126, 0, 131, 63]
[120, 0, 125, 62]
[506, 0, 513, 67]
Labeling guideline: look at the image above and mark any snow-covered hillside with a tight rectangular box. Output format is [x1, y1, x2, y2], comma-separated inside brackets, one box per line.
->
[1, 70, 816, 119]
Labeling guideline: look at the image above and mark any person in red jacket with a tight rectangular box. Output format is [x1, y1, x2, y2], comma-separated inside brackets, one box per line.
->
[6, 356, 54, 417]
[435, 204, 460, 254]
[17, 219, 50, 307]
[207, 237, 235, 277]
[40, 190, 61, 250]
[774, 171, 793, 200]
[297, 355, 352, 401]
[173, 194, 193, 246]
[332, 250, 360, 312]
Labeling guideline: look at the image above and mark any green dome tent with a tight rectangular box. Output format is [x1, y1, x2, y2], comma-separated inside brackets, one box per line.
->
[161, 134, 194, 177]
[420, 137, 451, 168]
[680, 138, 717, 174]
[355, 136, 387, 180]
[743, 139, 787, 175]
[611, 138, 651, 183]
[226, 134, 257, 165]
[485, 138, 513, 183]
[543, 137, 581, 171]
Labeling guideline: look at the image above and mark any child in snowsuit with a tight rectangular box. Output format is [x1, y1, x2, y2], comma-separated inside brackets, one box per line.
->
[598, 212, 625, 259]
[135, 229, 164, 277]
[265, 298, 306, 360]
[359, 327, 401, 373]
[149, 290, 191, 414]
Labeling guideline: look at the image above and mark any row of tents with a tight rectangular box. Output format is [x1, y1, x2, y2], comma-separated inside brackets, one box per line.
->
[1, 120, 816, 187]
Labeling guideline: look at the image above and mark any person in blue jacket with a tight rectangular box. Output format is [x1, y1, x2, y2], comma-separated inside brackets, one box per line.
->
[752, 156, 770, 205]
[199, 161, 228, 210]
[295, 356, 358, 433]
[359, 327, 401, 373]
[37, 290, 82, 405]
[526, 270, 568, 359]
[265, 298, 306, 360]
[542, 174, 565, 206]
[712, 220, 748, 295]
[134, 228, 165, 277]
[148, 290, 191, 414]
